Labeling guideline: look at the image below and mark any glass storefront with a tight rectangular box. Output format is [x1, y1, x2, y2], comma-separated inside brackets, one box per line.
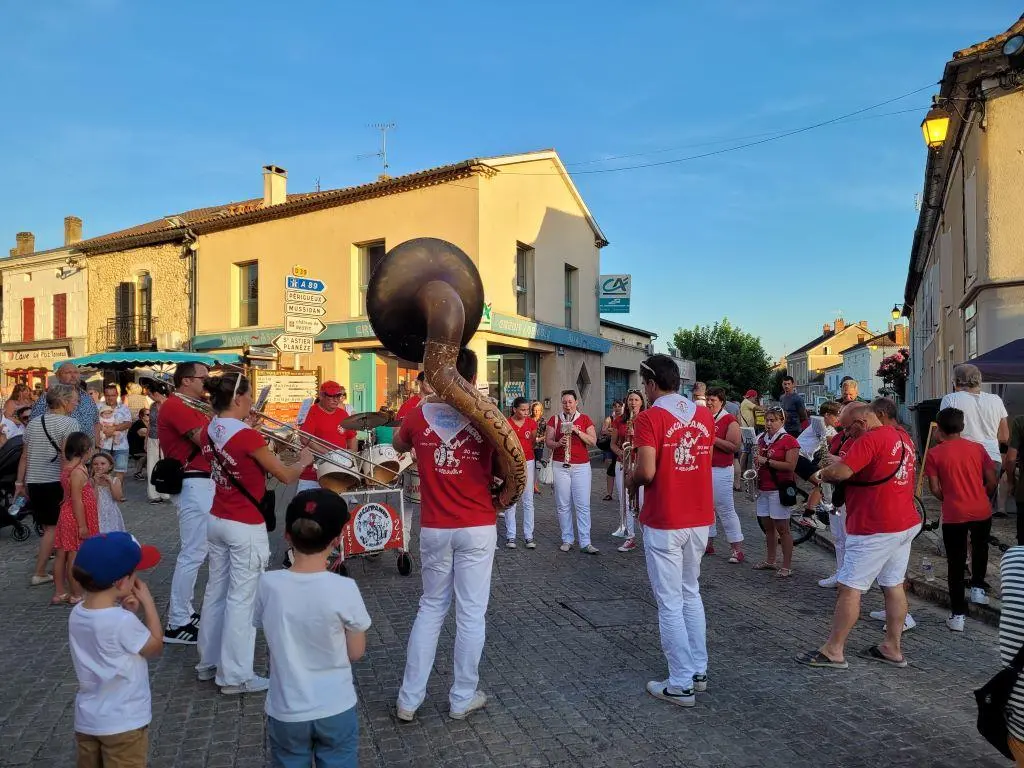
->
[486, 349, 540, 413]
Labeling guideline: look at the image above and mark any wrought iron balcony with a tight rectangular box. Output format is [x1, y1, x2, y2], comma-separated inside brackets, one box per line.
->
[97, 315, 158, 351]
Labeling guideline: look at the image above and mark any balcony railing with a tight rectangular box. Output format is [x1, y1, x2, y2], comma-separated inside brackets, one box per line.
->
[97, 315, 158, 351]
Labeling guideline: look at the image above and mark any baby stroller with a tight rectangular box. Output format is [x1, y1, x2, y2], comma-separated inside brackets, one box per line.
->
[0, 436, 30, 542]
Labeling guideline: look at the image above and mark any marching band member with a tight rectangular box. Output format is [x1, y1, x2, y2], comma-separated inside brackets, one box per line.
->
[296, 381, 357, 493]
[753, 406, 800, 576]
[196, 373, 313, 695]
[627, 354, 715, 707]
[611, 389, 645, 553]
[396, 371, 432, 421]
[546, 390, 599, 554]
[393, 349, 497, 721]
[503, 397, 537, 549]
[157, 363, 214, 645]
[705, 387, 745, 563]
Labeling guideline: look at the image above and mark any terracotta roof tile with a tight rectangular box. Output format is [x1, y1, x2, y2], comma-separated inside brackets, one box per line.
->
[953, 15, 1024, 60]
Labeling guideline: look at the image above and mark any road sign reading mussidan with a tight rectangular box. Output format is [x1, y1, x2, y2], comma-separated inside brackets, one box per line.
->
[272, 334, 314, 354]
[285, 316, 327, 336]
[285, 302, 327, 317]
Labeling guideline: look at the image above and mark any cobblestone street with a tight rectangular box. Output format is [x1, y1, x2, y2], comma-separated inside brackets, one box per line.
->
[0, 470, 1011, 767]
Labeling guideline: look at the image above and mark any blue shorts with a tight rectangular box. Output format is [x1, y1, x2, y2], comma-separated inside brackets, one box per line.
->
[267, 706, 358, 768]
[112, 450, 129, 473]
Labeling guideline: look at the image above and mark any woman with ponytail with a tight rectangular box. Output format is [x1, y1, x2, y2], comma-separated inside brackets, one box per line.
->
[195, 372, 314, 695]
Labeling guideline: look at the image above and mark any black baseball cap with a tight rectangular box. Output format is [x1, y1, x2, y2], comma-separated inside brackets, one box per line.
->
[285, 489, 348, 542]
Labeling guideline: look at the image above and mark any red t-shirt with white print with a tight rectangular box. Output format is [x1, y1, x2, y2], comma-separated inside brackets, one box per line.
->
[202, 417, 268, 526]
[398, 403, 497, 528]
[841, 425, 918, 535]
[508, 417, 537, 462]
[298, 404, 356, 481]
[631, 394, 715, 530]
[712, 410, 738, 468]
[547, 413, 595, 465]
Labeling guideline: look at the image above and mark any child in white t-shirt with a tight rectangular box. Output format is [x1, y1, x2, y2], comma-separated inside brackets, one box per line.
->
[254, 489, 370, 768]
[68, 532, 163, 768]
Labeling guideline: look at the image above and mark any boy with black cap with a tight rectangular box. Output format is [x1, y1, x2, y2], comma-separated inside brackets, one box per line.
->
[68, 532, 163, 767]
[254, 489, 371, 766]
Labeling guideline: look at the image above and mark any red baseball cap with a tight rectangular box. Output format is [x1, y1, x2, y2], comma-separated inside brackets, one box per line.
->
[745, 389, 759, 399]
[320, 381, 345, 396]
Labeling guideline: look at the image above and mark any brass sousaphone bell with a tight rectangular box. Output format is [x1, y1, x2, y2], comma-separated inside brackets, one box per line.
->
[366, 238, 527, 508]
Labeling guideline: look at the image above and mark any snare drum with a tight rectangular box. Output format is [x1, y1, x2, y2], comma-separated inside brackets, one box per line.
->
[317, 450, 361, 493]
[361, 444, 405, 486]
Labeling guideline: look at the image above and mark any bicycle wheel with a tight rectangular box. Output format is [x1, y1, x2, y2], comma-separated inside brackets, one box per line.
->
[756, 514, 814, 545]
[913, 495, 931, 540]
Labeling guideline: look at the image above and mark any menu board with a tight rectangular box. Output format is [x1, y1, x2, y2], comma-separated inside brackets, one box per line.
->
[252, 369, 320, 425]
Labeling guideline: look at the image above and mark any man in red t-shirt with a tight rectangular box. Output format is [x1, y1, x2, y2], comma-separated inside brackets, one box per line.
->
[396, 371, 433, 421]
[803, 404, 921, 670]
[925, 406, 998, 631]
[628, 354, 715, 708]
[394, 349, 497, 722]
[297, 381, 357, 493]
[158, 362, 214, 645]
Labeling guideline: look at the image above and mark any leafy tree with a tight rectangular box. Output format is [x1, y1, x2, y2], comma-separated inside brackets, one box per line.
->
[768, 369, 788, 401]
[672, 318, 772, 401]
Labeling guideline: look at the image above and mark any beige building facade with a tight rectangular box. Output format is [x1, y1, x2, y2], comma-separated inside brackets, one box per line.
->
[784, 318, 874, 391]
[904, 17, 1024, 406]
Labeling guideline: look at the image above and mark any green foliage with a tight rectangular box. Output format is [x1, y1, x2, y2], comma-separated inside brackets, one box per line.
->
[672, 318, 773, 401]
[769, 369, 788, 401]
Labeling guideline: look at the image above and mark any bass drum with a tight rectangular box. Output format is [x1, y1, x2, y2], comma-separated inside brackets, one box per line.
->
[360, 444, 406, 486]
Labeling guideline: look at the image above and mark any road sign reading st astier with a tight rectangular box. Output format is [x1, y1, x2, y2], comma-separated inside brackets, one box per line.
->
[272, 334, 314, 354]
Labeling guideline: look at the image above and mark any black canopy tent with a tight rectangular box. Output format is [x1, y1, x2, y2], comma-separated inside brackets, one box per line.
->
[963, 338, 1024, 384]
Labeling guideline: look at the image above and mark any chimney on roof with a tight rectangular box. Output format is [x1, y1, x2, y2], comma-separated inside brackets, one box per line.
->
[64, 216, 82, 245]
[263, 165, 287, 207]
[835, 318, 846, 332]
[858, 320, 867, 327]
[15, 232, 34, 255]
[823, 323, 832, 335]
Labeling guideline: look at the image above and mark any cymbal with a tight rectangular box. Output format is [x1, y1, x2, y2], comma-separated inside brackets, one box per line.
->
[341, 411, 391, 430]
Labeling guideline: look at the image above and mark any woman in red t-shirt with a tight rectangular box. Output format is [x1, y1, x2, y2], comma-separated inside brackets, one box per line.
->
[197, 373, 313, 694]
[707, 387, 745, 563]
[611, 390, 645, 552]
[754, 406, 800, 576]
[503, 397, 538, 548]
[545, 390, 598, 553]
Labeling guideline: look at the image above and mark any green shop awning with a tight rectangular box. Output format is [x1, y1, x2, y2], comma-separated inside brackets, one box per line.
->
[59, 351, 243, 371]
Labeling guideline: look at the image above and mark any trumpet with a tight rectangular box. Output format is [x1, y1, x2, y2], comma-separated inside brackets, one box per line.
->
[174, 393, 401, 490]
[742, 468, 759, 501]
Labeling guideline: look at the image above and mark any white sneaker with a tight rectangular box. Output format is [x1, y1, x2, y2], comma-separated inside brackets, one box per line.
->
[525, 539, 536, 549]
[221, 675, 269, 695]
[872, 611, 917, 632]
[559, 542, 572, 552]
[396, 705, 417, 722]
[196, 666, 217, 682]
[970, 587, 990, 605]
[580, 544, 600, 555]
[818, 574, 838, 589]
[506, 540, 517, 549]
[692, 673, 708, 693]
[646, 680, 695, 707]
[611, 526, 627, 538]
[946, 614, 965, 632]
[449, 690, 487, 720]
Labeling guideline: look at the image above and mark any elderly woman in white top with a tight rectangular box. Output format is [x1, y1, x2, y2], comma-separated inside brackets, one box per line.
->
[940, 363, 1010, 513]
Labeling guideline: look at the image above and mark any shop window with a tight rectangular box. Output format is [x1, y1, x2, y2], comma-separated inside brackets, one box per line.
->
[356, 241, 386, 316]
[564, 265, 577, 329]
[237, 261, 258, 327]
[21, 297, 34, 342]
[53, 293, 67, 339]
[516, 244, 535, 318]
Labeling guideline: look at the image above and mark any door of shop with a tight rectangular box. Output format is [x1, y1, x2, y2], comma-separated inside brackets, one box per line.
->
[486, 352, 539, 412]
[605, 367, 630, 417]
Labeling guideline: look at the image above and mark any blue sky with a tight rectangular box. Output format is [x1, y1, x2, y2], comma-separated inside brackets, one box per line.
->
[2, 1, 1020, 360]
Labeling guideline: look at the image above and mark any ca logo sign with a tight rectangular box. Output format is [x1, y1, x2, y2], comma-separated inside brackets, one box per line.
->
[602, 276, 630, 295]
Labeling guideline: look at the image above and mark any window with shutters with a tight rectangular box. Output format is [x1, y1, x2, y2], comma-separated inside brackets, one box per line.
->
[114, 281, 136, 347]
[515, 244, 535, 318]
[356, 242, 386, 317]
[137, 272, 153, 344]
[53, 293, 67, 339]
[21, 298, 34, 342]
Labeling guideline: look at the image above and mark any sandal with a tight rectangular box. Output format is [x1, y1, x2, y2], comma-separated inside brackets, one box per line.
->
[68, 595, 84, 606]
[776, 568, 793, 578]
[602, 494, 613, 501]
[752, 561, 778, 570]
[50, 593, 70, 606]
[795, 650, 849, 670]
[858, 645, 908, 668]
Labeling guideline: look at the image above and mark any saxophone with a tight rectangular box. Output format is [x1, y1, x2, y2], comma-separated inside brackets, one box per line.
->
[621, 419, 639, 523]
[560, 416, 573, 468]
[366, 238, 527, 508]
[817, 433, 835, 513]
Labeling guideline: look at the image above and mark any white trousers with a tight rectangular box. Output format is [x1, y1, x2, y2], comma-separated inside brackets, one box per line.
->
[197, 516, 269, 687]
[167, 477, 214, 628]
[146, 437, 170, 502]
[504, 460, 535, 541]
[296, 478, 320, 494]
[709, 466, 744, 544]
[614, 463, 644, 538]
[832, 505, 847, 571]
[553, 463, 592, 547]
[643, 525, 709, 689]
[398, 525, 496, 712]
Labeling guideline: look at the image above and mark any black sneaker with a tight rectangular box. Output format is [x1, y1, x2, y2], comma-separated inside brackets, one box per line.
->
[188, 613, 201, 629]
[164, 625, 198, 645]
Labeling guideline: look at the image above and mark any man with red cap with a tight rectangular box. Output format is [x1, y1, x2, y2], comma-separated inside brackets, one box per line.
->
[297, 381, 356, 493]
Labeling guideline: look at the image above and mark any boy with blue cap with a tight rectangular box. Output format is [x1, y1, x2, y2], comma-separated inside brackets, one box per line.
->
[69, 532, 163, 767]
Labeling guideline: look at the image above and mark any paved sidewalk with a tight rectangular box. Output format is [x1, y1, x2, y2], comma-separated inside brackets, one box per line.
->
[0, 470, 1011, 767]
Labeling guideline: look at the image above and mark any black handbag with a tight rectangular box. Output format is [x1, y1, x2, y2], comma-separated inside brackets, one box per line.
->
[151, 446, 199, 495]
[975, 642, 1024, 759]
[767, 465, 799, 507]
[207, 441, 276, 531]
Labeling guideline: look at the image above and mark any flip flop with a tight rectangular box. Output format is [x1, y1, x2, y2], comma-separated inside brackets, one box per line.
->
[753, 561, 778, 570]
[602, 495, 613, 501]
[795, 650, 848, 670]
[859, 645, 908, 668]
[776, 568, 793, 578]
[50, 593, 70, 606]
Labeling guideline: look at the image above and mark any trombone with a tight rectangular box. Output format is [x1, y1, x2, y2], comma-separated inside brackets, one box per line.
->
[174, 393, 401, 488]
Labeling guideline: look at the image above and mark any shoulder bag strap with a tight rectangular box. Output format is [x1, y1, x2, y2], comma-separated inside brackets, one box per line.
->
[39, 414, 61, 463]
[846, 440, 907, 488]
[207, 438, 263, 511]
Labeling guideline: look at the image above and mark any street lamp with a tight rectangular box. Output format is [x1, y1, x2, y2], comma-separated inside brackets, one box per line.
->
[921, 104, 951, 150]
[891, 304, 901, 321]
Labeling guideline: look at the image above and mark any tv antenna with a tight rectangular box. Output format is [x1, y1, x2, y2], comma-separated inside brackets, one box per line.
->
[356, 122, 396, 180]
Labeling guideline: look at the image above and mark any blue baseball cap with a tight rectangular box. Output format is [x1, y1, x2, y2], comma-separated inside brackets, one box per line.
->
[76, 532, 161, 586]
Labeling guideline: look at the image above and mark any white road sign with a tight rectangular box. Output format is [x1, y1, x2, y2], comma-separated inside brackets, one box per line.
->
[272, 334, 314, 354]
[285, 290, 327, 305]
[285, 302, 327, 317]
[285, 316, 327, 336]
